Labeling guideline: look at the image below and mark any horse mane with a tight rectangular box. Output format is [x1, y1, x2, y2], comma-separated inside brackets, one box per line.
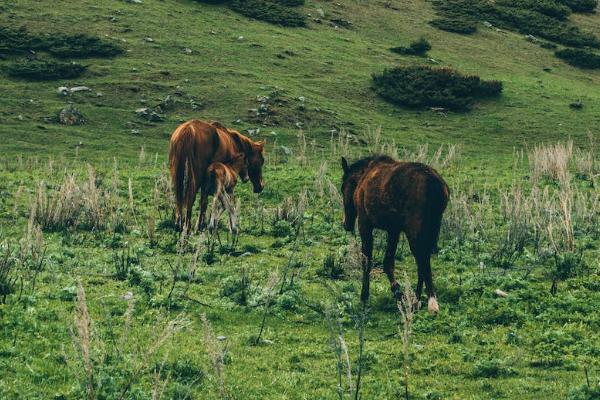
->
[347, 154, 395, 175]
[228, 130, 253, 156]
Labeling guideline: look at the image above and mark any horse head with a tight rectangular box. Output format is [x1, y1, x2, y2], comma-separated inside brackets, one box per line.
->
[247, 140, 266, 193]
[340, 156, 357, 233]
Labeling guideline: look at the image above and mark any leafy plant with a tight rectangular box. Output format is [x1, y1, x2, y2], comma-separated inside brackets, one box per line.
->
[6, 58, 86, 80]
[555, 48, 600, 68]
[390, 38, 432, 56]
[372, 66, 502, 111]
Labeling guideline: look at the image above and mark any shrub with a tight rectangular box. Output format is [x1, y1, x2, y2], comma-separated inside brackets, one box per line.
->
[558, 0, 598, 12]
[275, 0, 305, 5]
[390, 37, 432, 56]
[430, 0, 600, 48]
[473, 359, 516, 378]
[316, 253, 345, 279]
[0, 26, 122, 57]
[372, 66, 502, 111]
[46, 34, 123, 58]
[229, 0, 306, 27]
[6, 58, 86, 80]
[555, 48, 600, 68]
[429, 17, 477, 34]
[496, 0, 571, 20]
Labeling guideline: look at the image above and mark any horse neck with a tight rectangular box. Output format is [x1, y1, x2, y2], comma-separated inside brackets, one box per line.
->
[229, 131, 252, 156]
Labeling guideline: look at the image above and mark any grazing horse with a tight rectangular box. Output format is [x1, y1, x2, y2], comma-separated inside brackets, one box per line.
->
[206, 153, 248, 234]
[169, 120, 265, 230]
[340, 155, 449, 313]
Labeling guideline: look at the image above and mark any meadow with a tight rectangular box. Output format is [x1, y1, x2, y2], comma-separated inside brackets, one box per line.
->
[0, 0, 599, 399]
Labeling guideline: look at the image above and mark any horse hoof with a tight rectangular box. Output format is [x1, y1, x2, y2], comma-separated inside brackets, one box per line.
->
[428, 297, 439, 314]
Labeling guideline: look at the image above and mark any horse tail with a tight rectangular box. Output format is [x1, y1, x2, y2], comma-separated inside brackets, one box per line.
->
[424, 175, 449, 254]
[169, 123, 199, 224]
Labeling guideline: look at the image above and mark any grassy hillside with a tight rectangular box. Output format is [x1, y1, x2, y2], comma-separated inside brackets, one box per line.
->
[0, 1, 599, 400]
[0, 0, 598, 160]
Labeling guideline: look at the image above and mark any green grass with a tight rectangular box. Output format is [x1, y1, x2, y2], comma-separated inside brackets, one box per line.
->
[0, 1, 599, 399]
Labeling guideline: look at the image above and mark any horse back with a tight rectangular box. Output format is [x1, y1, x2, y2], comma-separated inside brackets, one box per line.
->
[355, 161, 449, 229]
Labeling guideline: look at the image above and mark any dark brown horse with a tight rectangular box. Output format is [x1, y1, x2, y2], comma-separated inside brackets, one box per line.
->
[340, 155, 449, 313]
[169, 120, 265, 230]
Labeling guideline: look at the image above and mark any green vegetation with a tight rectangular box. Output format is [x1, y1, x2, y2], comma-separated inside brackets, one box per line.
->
[432, 0, 600, 47]
[556, 47, 600, 68]
[0, 0, 599, 398]
[429, 17, 477, 34]
[372, 66, 503, 111]
[196, 0, 306, 26]
[390, 37, 432, 56]
[5, 58, 87, 80]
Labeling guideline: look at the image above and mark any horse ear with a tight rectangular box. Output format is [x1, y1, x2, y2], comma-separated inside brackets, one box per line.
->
[341, 157, 350, 173]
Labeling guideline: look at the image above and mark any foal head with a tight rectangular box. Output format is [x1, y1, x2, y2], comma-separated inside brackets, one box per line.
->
[229, 153, 249, 183]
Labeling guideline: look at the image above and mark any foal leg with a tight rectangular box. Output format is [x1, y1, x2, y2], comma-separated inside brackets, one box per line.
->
[383, 230, 401, 300]
[358, 222, 374, 304]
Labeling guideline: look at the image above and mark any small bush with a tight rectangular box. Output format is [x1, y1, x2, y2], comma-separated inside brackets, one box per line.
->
[430, 0, 600, 48]
[6, 59, 86, 80]
[429, 17, 477, 34]
[229, 0, 306, 27]
[555, 48, 600, 68]
[390, 38, 432, 56]
[372, 66, 502, 111]
[0, 26, 123, 57]
[558, 0, 598, 12]
[316, 253, 344, 279]
[496, 0, 571, 20]
[473, 359, 516, 378]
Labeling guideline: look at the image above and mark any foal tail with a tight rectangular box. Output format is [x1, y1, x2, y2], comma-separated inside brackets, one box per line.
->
[169, 124, 199, 226]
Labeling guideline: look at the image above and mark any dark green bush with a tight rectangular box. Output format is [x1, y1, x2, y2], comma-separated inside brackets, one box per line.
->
[6, 59, 86, 80]
[229, 0, 306, 26]
[275, 0, 305, 6]
[46, 34, 123, 58]
[555, 48, 600, 68]
[372, 66, 502, 111]
[496, 0, 571, 20]
[430, 0, 599, 48]
[558, 0, 598, 12]
[429, 17, 477, 34]
[390, 37, 432, 56]
[0, 26, 123, 57]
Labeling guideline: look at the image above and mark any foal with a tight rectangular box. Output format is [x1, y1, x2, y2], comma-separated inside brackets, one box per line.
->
[341, 155, 449, 313]
[206, 153, 248, 234]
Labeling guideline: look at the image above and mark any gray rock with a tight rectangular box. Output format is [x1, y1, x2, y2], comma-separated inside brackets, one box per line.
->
[183, 47, 193, 54]
[135, 107, 164, 122]
[57, 86, 69, 96]
[483, 21, 492, 28]
[59, 105, 85, 125]
[144, 37, 154, 43]
[70, 86, 91, 93]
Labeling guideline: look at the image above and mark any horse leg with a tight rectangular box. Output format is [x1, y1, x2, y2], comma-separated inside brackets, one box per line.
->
[184, 187, 197, 233]
[417, 253, 438, 314]
[358, 222, 374, 304]
[196, 186, 209, 231]
[383, 230, 401, 300]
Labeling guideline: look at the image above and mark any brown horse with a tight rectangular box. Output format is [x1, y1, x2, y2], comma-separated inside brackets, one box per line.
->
[169, 120, 265, 230]
[340, 155, 449, 313]
[206, 153, 248, 234]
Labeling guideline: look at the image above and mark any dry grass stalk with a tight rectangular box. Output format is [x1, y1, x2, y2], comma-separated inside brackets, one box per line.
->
[74, 281, 95, 400]
[529, 141, 573, 186]
[397, 275, 416, 400]
[201, 313, 226, 399]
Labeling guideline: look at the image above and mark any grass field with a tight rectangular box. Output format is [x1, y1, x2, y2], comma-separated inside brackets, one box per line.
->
[0, 1, 599, 399]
